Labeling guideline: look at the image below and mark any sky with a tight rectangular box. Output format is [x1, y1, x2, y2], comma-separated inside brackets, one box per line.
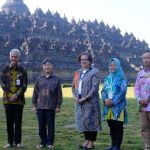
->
[0, 0, 150, 46]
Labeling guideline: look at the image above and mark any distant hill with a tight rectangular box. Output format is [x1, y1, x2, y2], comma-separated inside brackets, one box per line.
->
[0, 9, 149, 82]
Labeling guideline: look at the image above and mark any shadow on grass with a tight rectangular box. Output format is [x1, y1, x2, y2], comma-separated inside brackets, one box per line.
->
[0, 98, 143, 150]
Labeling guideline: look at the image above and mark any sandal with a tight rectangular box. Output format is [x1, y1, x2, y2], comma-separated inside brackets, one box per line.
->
[36, 144, 44, 149]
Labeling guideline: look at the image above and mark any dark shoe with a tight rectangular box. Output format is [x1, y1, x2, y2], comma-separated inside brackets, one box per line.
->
[79, 145, 85, 149]
[84, 145, 95, 149]
[106, 146, 114, 150]
[112, 147, 120, 150]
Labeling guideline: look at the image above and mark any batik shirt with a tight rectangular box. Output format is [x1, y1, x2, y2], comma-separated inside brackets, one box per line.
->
[1, 64, 28, 104]
[32, 74, 63, 110]
[134, 69, 150, 112]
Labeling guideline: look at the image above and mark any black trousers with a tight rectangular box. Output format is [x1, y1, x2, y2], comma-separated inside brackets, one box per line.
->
[37, 109, 55, 146]
[4, 104, 24, 145]
[107, 120, 123, 149]
[84, 131, 97, 141]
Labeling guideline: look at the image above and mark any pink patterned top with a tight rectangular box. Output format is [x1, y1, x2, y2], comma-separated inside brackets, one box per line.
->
[134, 69, 150, 112]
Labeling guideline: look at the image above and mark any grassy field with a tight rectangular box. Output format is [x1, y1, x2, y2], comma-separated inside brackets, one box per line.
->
[0, 87, 144, 150]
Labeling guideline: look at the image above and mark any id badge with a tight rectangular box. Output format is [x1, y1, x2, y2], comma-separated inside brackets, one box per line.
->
[108, 91, 113, 99]
[16, 79, 20, 86]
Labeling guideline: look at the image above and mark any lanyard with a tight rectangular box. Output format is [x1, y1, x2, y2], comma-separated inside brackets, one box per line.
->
[79, 70, 87, 80]
[108, 76, 116, 92]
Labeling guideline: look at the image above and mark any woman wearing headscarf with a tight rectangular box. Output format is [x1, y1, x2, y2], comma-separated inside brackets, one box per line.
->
[72, 52, 101, 150]
[101, 58, 128, 150]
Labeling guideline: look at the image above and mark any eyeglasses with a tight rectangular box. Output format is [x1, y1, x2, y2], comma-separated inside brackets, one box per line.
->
[80, 59, 89, 61]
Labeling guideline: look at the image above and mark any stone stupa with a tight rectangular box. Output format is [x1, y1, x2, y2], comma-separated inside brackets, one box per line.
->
[1, 0, 30, 15]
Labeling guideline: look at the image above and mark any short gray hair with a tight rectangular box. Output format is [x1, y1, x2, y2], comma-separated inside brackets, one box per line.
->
[10, 49, 21, 58]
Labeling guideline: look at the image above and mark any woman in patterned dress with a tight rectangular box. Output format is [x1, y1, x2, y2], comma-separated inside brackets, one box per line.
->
[72, 52, 101, 150]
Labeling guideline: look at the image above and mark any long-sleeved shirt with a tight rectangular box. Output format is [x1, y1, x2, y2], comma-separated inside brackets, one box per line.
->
[101, 74, 128, 122]
[32, 74, 63, 110]
[1, 64, 28, 105]
[134, 69, 150, 111]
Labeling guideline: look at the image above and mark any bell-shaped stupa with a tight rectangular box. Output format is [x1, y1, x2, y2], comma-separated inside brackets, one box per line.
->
[1, 0, 30, 15]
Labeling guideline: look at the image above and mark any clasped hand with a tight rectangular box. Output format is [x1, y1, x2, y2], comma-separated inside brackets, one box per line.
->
[105, 99, 112, 107]
[74, 97, 86, 103]
[9, 94, 17, 101]
[139, 99, 148, 107]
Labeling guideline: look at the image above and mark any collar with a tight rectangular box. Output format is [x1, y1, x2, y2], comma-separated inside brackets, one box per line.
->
[79, 66, 92, 73]
[9, 64, 19, 69]
[41, 73, 54, 78]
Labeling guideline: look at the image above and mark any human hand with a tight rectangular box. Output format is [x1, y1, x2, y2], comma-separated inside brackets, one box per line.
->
[32, 106, 37, 113]
[105, 99, 112, 106]
[55, 108, 60, 113]
[9, 94, 17, 101]
[78, 98, 86, 103]
[74, 97, 79, 103]
[139, 100, 148, 107]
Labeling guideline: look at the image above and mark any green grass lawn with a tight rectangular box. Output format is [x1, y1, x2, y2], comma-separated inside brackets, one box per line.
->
[0, 87, 143, 150]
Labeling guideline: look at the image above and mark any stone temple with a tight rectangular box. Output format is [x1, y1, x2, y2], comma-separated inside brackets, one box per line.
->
[1, 0, 30, 15]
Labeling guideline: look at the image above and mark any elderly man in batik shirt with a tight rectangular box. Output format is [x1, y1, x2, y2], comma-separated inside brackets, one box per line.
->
[32, 58, 63, 149]
[1, 49, 28, 148]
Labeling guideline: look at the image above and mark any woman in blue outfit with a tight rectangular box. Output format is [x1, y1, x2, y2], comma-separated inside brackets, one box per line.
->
[101, 58, 128, 150]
